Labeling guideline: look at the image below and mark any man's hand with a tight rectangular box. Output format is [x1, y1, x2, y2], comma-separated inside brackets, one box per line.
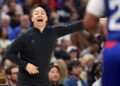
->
[99, 18, 107, 36]
[26, 63, 39, 74]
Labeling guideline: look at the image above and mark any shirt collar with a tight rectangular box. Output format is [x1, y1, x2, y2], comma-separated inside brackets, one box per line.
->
[33, 26, 47, 33]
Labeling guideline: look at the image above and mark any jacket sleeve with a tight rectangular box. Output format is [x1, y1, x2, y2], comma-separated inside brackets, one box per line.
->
[5, 34, 28, 68]
[52, 20, 85, 37]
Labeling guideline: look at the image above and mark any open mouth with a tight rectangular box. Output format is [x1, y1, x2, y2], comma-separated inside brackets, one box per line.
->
[37, 19, 43, 23]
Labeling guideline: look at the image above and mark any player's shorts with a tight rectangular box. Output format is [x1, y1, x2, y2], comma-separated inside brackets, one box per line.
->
[102, 40, 120, 86]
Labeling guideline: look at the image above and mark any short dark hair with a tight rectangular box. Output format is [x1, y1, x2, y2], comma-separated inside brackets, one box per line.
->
[31, 6, 47, 17]
[48, 65, 60, 73]
[0, 6, 1, 10]
[67, 60, 80, 73]
[5, 65, 18, 75]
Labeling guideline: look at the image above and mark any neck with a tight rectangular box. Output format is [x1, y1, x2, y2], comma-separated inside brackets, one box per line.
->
[51, 81, 58, 86]
[1, 37, 6, 40]
[8, 80, 16, 86]
[72, 74, 80, 80]
[34, 23, 46, 32]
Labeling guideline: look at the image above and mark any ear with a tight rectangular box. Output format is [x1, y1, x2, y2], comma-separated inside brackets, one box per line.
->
[6, 75, 11, 79]
[45, 15, 48, 22]
[31, 16, 34, 22]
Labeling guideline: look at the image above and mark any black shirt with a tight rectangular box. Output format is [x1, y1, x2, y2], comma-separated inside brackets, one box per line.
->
[5, 20, 84, 84]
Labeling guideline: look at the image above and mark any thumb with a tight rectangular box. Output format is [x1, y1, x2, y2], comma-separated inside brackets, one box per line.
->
[35, 66, 39, 68]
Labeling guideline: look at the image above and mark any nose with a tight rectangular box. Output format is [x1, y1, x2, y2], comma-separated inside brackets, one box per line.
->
[38, 14, 42, 17]
[38, 13, 44, 17]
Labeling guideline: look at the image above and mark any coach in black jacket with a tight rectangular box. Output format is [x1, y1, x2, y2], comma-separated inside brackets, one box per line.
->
[5, 7, 84, 86]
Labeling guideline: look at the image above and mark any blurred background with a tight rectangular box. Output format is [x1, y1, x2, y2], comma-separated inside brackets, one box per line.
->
[0, 0, 105, 86]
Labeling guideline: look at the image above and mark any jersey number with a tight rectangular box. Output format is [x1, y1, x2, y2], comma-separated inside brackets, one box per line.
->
[109, 1, 120, 31]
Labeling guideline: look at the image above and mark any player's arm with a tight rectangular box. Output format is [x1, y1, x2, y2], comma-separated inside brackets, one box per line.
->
[84, 13, 100, 34]
[84, 0, 105, 34]
[99, 18, 108, 37]
[52, 20, 85, 37]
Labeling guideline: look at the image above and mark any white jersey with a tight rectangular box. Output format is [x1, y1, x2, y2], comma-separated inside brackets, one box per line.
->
[86, 0, 120, 40]
[86, 0, 105, 17]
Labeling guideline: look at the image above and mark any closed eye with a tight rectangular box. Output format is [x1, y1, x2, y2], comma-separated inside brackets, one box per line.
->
[34, 12, 39, 15]
[41, 12, 45, 15]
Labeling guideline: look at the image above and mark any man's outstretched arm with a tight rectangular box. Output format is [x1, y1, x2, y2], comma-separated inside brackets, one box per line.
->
[84, 0, 105, 33]
[52, 20, 85, 37]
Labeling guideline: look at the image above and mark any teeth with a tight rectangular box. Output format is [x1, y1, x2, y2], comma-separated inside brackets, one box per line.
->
[37, 19, 43, 23]
[38, 21, 42, 24]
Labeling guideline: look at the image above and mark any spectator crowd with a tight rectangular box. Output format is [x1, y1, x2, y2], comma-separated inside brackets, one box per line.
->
[0, 0, 105, 86]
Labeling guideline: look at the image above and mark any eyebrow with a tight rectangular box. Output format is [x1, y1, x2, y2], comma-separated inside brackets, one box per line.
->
[34, 9, 46, 13]
[32, 8, 47, 16]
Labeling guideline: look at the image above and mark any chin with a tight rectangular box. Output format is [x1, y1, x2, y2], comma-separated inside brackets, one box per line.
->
[36, 23, 43, 27]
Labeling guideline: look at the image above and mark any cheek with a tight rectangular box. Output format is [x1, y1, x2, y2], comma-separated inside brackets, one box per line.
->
[72, 69, 76, 73]
[57, 74, 60, 79]
[32, 16, 36, 22]
[49, 73, 53, 78]
[11, 75, 15, 79]
[75, 68, 81, 73]
[44, 16, 48, 21]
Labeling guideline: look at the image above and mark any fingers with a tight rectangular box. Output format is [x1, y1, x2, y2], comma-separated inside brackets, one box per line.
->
[36, 66, 39, 69]
[28, 68, 39, 75]
[34, 68, 39, 74]
[26, 63, 40, 75]
[29, 68, 39, 75]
